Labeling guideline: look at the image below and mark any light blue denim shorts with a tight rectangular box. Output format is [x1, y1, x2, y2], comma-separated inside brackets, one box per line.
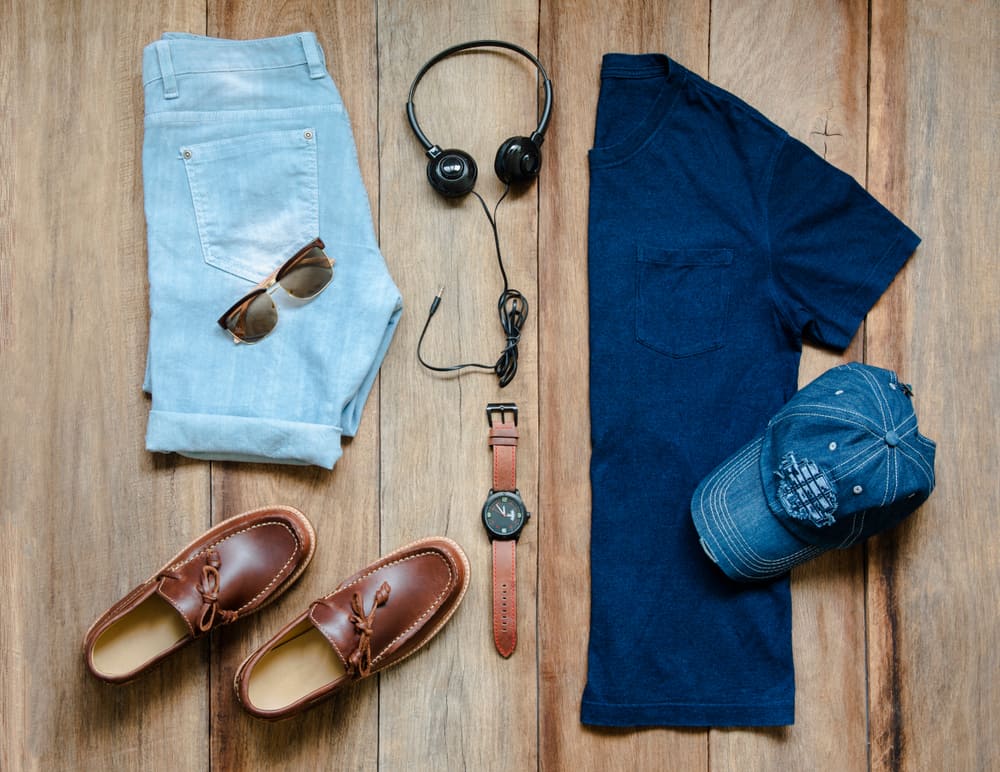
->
[141, 32, 401, 468]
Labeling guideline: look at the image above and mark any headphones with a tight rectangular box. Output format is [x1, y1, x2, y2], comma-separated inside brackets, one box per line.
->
[406, 40, 554, 198]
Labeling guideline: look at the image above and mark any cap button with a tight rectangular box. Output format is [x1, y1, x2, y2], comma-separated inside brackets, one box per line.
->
[884, 430, 900, 447]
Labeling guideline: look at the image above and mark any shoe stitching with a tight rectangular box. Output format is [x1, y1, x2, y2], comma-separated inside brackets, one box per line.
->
[383, 539, 470, 673]
[165, 520, 300, 616]
[87, 508, 313, 682]
[370, 552, 454, 668]
[310, 549, 456, 670]
[156, 588, 197, 639]
[238, 540, 469, 716]
[234, 528, 299, 614]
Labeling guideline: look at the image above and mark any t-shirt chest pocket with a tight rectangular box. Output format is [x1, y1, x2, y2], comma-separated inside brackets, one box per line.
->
[634, 246, 733, 358]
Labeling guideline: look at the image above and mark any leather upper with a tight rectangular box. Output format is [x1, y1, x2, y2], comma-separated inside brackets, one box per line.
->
[84, 505, 314, 683]
[236, 537, 469, 719]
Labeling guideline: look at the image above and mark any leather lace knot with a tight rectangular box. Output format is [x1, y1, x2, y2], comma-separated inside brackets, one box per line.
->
[347, 582, 391, 678]
[195, 549, 237, 632]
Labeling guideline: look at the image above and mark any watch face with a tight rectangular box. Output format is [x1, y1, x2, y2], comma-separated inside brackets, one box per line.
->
[482, 492, 528, 539]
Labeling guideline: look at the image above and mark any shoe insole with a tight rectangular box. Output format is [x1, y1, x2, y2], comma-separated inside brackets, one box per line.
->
[90, 594, 189, 677]
[247, 620, 346, 711]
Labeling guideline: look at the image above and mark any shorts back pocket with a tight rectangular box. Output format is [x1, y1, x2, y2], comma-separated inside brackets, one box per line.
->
[181, 127, 319, 282]
[635, 246, 733, 358]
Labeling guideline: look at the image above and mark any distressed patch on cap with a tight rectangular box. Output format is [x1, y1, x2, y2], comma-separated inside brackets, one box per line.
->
[775, 451, 837, 527]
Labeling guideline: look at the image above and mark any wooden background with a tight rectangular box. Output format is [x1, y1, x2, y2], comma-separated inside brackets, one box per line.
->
[2, 1, 997, 770]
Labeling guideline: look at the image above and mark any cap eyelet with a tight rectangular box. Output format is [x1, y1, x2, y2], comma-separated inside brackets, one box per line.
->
[853, 485, 863, 495]
[828, 441, 838, 451]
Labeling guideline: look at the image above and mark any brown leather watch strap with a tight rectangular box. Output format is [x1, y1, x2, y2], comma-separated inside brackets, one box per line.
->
[488, 416, 519, 657]
[489, 422, 518, 491]
[492, 539, 517, 658]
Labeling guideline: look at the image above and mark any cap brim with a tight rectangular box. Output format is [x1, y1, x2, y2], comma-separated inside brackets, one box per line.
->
[691, 435, 826, 582]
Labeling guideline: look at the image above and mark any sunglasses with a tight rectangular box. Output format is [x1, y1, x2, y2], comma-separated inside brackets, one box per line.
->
[217, 238, 334, 344]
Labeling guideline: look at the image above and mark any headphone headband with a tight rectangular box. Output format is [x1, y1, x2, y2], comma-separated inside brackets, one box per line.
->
[406, 39, 554, 157]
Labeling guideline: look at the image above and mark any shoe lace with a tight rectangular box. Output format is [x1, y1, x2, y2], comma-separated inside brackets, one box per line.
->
[160, 548, 237, 633]
[347, 581, 391, 678]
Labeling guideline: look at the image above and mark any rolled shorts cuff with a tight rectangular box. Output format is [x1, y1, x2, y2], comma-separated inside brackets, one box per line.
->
[146, 410, 343, 469]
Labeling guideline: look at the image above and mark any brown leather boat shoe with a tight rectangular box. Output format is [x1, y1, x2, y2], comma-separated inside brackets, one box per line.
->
[84, 505, 315, 683]
[234, 536, 470, 720]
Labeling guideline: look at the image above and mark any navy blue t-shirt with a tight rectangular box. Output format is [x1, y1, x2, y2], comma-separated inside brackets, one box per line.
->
[583, 54, 920, 727]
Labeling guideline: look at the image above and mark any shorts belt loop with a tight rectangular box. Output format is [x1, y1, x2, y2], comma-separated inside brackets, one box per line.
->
[300, 34, 326, 79]
[154, 40, 179, 99]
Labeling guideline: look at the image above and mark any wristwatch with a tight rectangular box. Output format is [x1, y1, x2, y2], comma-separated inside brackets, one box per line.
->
[483, 403, 530, 658]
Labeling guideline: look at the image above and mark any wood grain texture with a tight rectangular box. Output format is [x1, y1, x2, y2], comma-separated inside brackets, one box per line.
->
[376, 1, 540, 769]
[205, 2, 382, 770]
[1, 1, 209, 770]
[709, 1, 870, 769]
[0, 0, 12, 351]
[536, 2, 711, 771]
[867, 2, 1000, 770]
[3, 2, 998, 771]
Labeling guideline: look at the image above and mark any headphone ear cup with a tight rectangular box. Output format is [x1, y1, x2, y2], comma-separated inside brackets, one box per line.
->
[426, 149, 478, 198]
[494, 136, 542, 185]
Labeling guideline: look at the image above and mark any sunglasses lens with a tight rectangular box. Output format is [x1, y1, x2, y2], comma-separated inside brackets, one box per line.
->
[225, 292, 278, 343]
[278, 246, 333, 299]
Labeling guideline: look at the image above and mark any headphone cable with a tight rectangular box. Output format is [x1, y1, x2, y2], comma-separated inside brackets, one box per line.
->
[417, 184, 528, 388]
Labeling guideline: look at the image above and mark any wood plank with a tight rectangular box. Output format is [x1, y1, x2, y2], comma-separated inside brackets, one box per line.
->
[709, 1, 871, 769]
[4, 4, 998, 770]
[867, 2, 1000, 769]
[0, 0, 12, 353]
[0, 1, 209, 770]
[377, 1, 540, 768]
[203, 3, 383, 770]
[537, 2, 711, 770]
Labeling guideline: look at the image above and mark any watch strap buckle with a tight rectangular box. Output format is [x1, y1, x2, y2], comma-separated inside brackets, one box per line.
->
[486, 402, 518, 427]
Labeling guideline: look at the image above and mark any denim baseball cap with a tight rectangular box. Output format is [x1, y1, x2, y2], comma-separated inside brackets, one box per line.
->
[691, 362, 936, 582]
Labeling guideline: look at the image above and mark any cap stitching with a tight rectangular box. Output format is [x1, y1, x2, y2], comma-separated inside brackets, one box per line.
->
[895, 442, 936, 488]
[773, 445, 880, 557]
[835, 446, 885, 481]
[854, 365, 891, 430]
[887, 445, 897, 508]
[838, 511, 864, 547]
[897, 431, 936, 482]
[770, 408, 882, 437]
[703, 440, 821, 573]
[827, 438, 883, 476]
[705, 445, 782, 578]
[697, 443, 765, 578]
[856, 368, 892, 431]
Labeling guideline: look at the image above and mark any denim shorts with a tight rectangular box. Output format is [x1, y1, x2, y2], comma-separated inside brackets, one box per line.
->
[141, 32, 401, 468]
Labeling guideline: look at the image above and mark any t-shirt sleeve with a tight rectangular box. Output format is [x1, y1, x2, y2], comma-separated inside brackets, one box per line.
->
[765, 133, 921, 350]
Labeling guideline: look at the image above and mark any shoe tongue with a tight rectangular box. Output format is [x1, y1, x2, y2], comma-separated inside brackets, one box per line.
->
[156, 557, 222, 636]
[155, 576, 203, 636]
[307, 593, 358, 669]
